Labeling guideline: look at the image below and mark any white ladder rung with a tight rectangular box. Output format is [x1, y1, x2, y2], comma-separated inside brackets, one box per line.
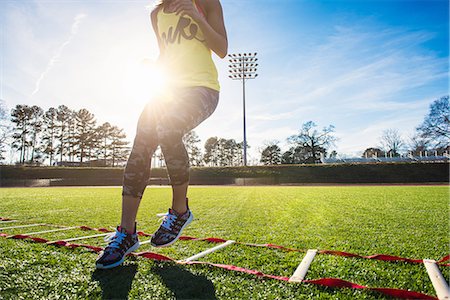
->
[139, 240, 153, 245]
[180, 240, 235, 262]
[0, 224, 44, 231]
[20, 226, 79, 236]
[289, 249, 318, 282]
[47, 233, 109, 244]
[424, 259, 450, 300]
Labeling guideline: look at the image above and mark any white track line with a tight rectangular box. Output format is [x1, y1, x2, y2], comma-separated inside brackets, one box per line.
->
[46, 233, 109, 244]
[0, 224, 44, 231]
[180, 240, 235, 263]
[424, 259, 450, 300]
[0, 220, 17, 223]
[289, 249, 318, 282]
[20, 226, 78, 236]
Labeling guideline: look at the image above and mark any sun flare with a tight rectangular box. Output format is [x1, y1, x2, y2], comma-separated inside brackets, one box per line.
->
[121, 58, 169, 105]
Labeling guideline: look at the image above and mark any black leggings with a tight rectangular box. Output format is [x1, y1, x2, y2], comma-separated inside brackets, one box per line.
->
[122, 87, 219, 199]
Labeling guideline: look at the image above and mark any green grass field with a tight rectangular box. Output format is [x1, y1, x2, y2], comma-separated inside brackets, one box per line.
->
[0, 186, 448, 299]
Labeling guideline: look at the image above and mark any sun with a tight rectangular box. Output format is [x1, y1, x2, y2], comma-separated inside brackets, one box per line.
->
[121, 58, 169, 104]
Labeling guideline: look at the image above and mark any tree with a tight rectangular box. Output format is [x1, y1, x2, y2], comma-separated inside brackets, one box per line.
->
[260, 142, 281, 165]
[29, 105, 44, 164]
[416, 95, 449, 150]
[282, 144, 326, 164]
[408, 134, 429, 156]
[67, 109, 77, 162]
[218, 138, 241, 166]
[42, 107, 58, 165]
[203, 137, 243, 166]
[183, 130, 203, 166]
[73, 108, 96, 163]
[109, 126, 129, 167]
[96, 122, 113, 165]
[380, 129, 404, 156]
[11, 104, 33, 164]
[204, 137, 219, 166]
[0, 100, 11, 162]
[219, 138, 243, 166]
[287, 121, 336, 164]
[56, 105, 72, 163]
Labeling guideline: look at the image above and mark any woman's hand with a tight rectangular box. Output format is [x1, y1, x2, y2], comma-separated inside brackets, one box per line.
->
[171, 0, 203, 22]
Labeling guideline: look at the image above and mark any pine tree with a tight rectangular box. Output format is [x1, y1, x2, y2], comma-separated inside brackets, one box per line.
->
[29, 105, 44, 164]
[183, 130, 203, 166]
[109, 125, 129, 167]
[73, 108, 96, 163]
[42, 107, 58, 165]
[96, 122, 112, 165]
[56, 105, 72, 163]
[204, 137, 219, 166]
[11, 105, 33, 164]
[260, 143, 282, 165]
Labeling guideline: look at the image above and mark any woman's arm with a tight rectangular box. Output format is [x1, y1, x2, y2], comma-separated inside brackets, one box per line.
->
[172, 0, 228, 58]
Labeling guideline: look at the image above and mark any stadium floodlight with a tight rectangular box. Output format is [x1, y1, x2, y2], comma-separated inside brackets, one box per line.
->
[228, 52, 259, 166]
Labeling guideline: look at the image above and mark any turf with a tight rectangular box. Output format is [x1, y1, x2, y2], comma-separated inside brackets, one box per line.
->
[0, 186, 448, 299]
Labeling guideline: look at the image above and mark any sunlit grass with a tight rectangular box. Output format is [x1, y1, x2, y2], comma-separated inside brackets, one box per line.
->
[0, 186, 448, 299]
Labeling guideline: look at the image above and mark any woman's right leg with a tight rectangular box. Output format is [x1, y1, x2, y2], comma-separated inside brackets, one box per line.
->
[96, 101, 161, 269]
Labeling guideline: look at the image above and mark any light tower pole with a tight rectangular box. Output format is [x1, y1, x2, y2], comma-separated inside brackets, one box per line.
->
[228, 52, 258, 166]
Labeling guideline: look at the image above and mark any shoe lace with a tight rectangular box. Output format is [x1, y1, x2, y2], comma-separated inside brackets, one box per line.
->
[159, 212, 176, 231]
[104, 230, 127, 249]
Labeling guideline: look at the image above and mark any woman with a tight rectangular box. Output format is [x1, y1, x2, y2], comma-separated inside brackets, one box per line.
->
[96, 0, 227, 269]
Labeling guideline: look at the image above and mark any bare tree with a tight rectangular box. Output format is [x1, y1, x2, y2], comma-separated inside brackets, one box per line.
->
[380, 129, 404, 156]
[416, 95, 449, 150]
[0, 100, 11, 162]
[408, 134, 429, 156]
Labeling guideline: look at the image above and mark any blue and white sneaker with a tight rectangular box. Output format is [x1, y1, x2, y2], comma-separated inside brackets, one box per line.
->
[150, 208, 193, 248]
[95, 225, 140, 269]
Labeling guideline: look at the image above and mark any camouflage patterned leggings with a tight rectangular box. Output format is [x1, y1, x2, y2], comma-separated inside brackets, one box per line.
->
[122, 87, 219, 199]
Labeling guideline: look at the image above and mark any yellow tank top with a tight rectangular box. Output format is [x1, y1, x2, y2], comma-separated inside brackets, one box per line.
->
[156, 1, 220, 91]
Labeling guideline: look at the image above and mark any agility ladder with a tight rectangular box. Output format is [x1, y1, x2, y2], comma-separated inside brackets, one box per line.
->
[0, 217, 448, 300]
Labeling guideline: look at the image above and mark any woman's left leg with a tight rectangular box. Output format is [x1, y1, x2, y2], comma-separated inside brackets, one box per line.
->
[150, 87, 219, 247]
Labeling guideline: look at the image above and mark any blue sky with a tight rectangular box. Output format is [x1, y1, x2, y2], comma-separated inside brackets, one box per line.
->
[1, 0, 448, 163]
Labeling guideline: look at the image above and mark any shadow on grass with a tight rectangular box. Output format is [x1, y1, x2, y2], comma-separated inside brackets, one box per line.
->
[151, 264, 217, 299]
[92, 264, 138, 300]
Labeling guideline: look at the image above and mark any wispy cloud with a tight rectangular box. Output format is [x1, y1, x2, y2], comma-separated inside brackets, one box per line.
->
[234, 21, 448, 155]
[3, 0, 447, 162]
[30, 13, 86, 97]
[251, 111, 295, 121]
[278, 26, 446, 109]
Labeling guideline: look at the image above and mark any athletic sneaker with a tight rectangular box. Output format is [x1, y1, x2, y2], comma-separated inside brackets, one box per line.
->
[150, 208, 193, 247]
[95, 225, 140, 269]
